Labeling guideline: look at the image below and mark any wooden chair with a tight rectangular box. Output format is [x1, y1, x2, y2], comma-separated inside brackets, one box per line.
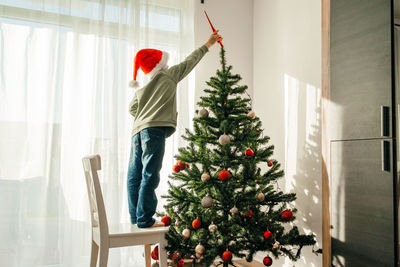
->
[82, 154, 169, 267]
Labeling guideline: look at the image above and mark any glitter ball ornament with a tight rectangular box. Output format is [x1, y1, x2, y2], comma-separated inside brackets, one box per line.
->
[281, 209, 294, 221]
[182, 228, 191, 238]
[263, 231, 273, 240]
[173, 165, 180, 173]
[161, 215, 172, 226]
[222, 251, 233, 261]
[245, 149, 254, 157]
[267, 161, 273, 167]
[195, 244, 205, 255]
[218, 169, 231, 182]
[201, 172, 210, 182]
[199, 108, 209, 118]
[201, 195, 213, 208]
[218, 134, 230, 145]
[230, 205, 238, 215]
[263, 256, 273, 266]
[208, 223, 218, 232]
[151, 245, 159, 260]
[192, 218, 201, 229]
[257, 192, 265, 202]
[247, 110, 256, 119]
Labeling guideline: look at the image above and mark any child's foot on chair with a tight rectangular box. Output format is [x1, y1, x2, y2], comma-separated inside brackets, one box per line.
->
[150, 220, 165, 227]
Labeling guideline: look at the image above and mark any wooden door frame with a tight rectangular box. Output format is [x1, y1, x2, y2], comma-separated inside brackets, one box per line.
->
[321, 0, 331, 266]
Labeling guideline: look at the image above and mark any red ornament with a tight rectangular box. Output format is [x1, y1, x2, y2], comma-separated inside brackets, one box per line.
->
[151, 245, 159, 260]
[218, 169, 231, 182]
[177, 259, 185, 267]
[222, 251, 233, 261]
[267, 161, 273, 167]
[161, 215, 172, 226]
[177, 160, 186, 170]
[244, 210, 253, 218]
[245, 149, 254, 157]
[173, 165, 180, 173]
[192, 218, 201, 229]
[263, 231, 273, 240]
[263, 256, 273, 266]
[281, 209, 294, 221]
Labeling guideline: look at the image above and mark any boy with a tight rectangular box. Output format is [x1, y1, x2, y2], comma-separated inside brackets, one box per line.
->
[127, 31, 222, 228]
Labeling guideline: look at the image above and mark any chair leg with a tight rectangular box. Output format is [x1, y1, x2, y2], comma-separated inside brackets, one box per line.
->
[158, 236, 168, 267]
[144, 244, 151, 267]
[90, 240, 99, 267]
[98, 244, 109, 267]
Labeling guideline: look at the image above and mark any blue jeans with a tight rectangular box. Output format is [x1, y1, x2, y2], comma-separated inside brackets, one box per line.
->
[127, 127, 173, 228]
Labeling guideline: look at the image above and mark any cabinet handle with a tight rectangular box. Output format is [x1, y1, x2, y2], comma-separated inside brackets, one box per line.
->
[381, 106, 390, 137]
[381, 140, 390, 172]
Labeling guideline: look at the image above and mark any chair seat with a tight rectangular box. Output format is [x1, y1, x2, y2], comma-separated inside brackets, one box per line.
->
[108, 223, 169, 237]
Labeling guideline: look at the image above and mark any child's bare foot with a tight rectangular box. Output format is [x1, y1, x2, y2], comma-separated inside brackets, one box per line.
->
[150, 220, 165, 227]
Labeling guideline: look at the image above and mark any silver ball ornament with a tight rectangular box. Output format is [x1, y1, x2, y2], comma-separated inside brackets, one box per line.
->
[230, 205, 238, 215]
[201, 172, 210, 182]
[199, 108, 209, 118]
[195, 244, 205, 255]
[182, 228, 191, 238]
[218, 134, 230, 145]
[247, 110, 256, 119]
[257, 192, 265, 202]
[201, 195, 213, 208]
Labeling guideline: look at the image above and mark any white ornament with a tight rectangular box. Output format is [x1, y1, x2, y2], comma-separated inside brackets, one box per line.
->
[199, 108, 209, 118]
[182, 228, 191, 238]
[257, 192, 265, 202]
[229, 240, 236, 246]
[201, 172, 211, 182]
[218, 239, 223, 245]
[247, 110, 256, 119]
[195, 244, 205, 255]
[218, 134, 230, 146]
[208, 223, 218, 233]
[175, 220, 181, 227]
[230, 205, 238, 215]
[201, 195, 213, 208]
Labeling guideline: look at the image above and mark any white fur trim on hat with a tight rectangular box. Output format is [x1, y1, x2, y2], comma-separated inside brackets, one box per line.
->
[129, 80, 139, 88]
[148, 51, 169, 78]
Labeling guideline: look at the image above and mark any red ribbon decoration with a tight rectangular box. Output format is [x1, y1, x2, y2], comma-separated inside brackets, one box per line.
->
[204, 10, 223, 47]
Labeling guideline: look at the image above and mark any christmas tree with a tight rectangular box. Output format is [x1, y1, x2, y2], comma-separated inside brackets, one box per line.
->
[160, 47, 316, 267]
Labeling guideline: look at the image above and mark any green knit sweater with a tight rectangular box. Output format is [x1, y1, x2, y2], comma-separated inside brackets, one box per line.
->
[129, 45, 209, 137]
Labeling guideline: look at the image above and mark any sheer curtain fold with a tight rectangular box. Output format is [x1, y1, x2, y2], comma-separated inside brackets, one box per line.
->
[0, 0, 194, 266]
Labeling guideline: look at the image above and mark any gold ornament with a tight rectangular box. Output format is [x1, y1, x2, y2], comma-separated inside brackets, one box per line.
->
[209, 223, 218, 232]
[199, 108, 209, 118]
[218, 134, 230, 145]
[247, 110, 256, 119]
[195, 244, 205, 255]
[257, 192, 265, 202]
[230, 205, 238, 215]
[182, 228, 191, 238]
[201, 172, 210, 182]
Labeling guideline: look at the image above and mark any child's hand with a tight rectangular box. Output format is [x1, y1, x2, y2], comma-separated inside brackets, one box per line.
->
[205, 30, 223, 49]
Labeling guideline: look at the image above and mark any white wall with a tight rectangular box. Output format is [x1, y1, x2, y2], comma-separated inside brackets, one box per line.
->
[253, 0, 322, 266]
[193, 0, 253, 102]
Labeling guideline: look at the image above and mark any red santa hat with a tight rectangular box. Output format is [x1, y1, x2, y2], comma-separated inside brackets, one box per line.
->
[129, 48, 169, 88]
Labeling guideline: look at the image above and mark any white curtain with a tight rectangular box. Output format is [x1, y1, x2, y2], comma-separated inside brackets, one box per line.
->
[0, 0, 194, 266]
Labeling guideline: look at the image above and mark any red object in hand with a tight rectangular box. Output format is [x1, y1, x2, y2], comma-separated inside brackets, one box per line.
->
[151, 245, 159, 260]
[267, 161, 273, 167]
[204, 11, 223, 47]
[222, 251, 233, 261]
[173, 165, 180, 173]
[263, 231, 273, 240]
[245, 149, 254, 157]
[177, 259, 185, 267]
[281, 210, 294, 221]
[263, 256, 273, 266]
[218, 169, 231, 182]
[244, 210, 253, 218]
[161, 215, 172, 226]
[192, 218, 201, 229]
[177, 160, 186, 170]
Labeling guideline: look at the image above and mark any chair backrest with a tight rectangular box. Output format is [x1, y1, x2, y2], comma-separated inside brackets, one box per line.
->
[82, 154, 109, 236]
